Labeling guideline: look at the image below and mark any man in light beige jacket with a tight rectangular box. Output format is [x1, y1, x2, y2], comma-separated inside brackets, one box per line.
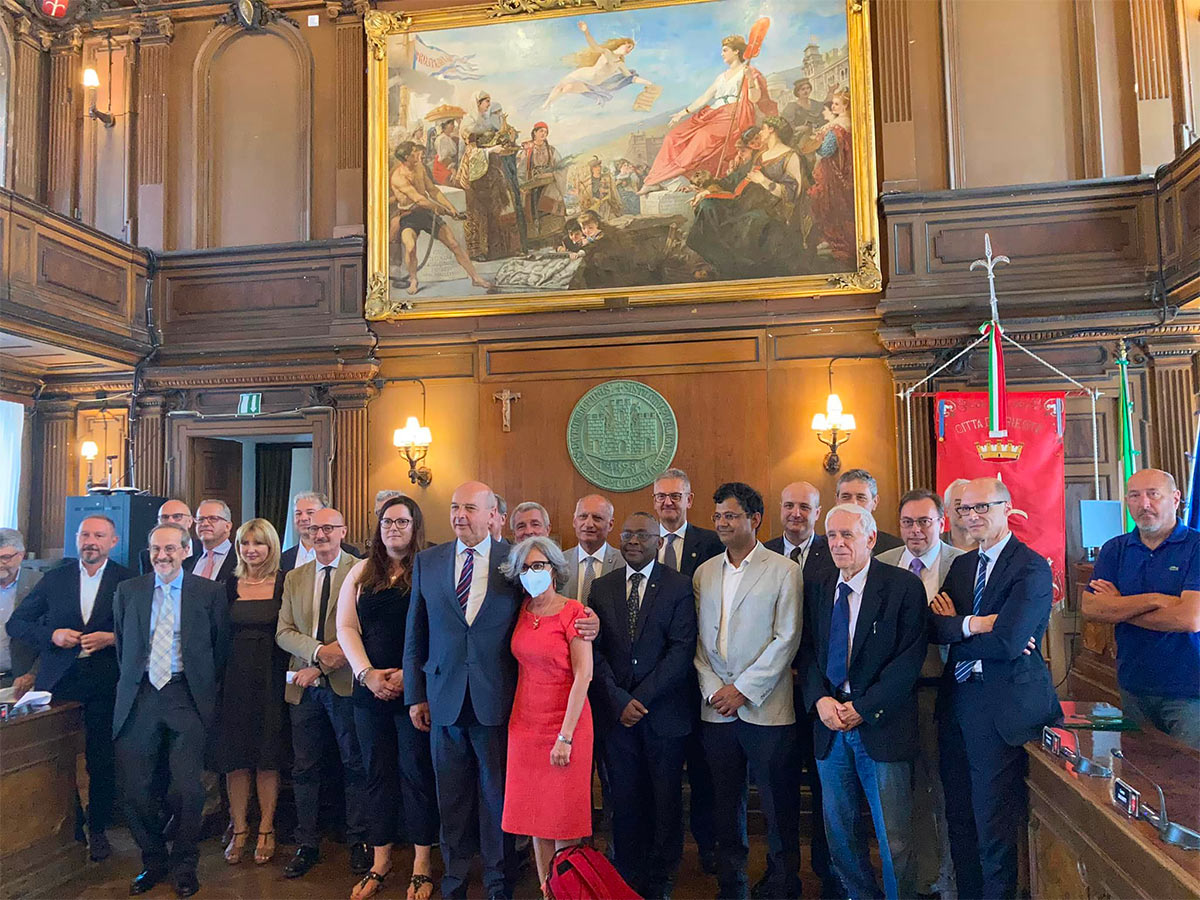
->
[275, 507, 369, 880]
[694, 481, 803, 900]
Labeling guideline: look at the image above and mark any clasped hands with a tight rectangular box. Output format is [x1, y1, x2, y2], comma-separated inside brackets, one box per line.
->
[362, 667, 404, 701]
[816, 696, 863, 732]
[709, 684, 748, 717]
[52, 627, 114, 653]
[294, 640, 350, 688]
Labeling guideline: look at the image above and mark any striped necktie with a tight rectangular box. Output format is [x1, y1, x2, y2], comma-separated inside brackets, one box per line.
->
[955, 553, 990, 683]
[149, 584, 175, 689]
[456, 547, 475, 612]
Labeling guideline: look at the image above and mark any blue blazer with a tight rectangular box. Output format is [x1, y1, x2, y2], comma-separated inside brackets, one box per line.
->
[112, 572, 230, 738]
[403, 539, 522, 728]
[589, 562, 697, 739]
[932, 536, 1062, 746]
[6, 558, 132, 691]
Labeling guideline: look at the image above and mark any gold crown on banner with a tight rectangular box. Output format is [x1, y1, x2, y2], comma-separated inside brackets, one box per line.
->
[975, 440, 1024, 460]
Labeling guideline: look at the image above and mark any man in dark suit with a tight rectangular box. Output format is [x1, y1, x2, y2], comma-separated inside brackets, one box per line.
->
[651, 466, 726, 873]
[7, 515, 132, 861]
[188, 499, 237, 582]
[113, 523, 230, 898]
[0, 527, 42, 694]
[930, 477, 1061, 900]
[836, 468, 903, 555]
[800, 504, 927, 899]
[590, 512, 697, 899]
[137, 500, 199, 575]
[405, 481, 599, 900]
[763, 481, 840, 898]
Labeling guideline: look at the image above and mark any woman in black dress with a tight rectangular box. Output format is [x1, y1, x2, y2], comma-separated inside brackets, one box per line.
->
[337, 496, 439, 900]
[212, 518, 288, 866]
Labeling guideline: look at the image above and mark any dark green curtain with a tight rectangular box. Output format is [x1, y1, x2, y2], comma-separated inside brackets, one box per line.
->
[256, 443, 301, 540]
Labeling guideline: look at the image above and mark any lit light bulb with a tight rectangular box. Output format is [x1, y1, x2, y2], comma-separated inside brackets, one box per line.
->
[82, 68, 100, 88]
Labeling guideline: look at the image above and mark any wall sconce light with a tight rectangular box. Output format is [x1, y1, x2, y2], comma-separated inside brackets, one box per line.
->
[811, 359, 856, 474]
[81, 440, 99, 490]
[82, 33, 116, 128]
[394, 416, 433, 487]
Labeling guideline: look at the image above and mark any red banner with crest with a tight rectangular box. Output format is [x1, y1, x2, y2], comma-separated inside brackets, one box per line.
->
[935, 391, 1067, 605]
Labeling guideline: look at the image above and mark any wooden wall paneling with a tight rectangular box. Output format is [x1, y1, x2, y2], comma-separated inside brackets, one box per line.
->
[75, 406, 129, 495]
[133, 18, 173, 250]
[47, 27, 82, 217]
[79, 35, 133, 241]
[1148, 350, 1199, 488]
[1073, 0, 1105, 178]
[132, 394, 168, 496]
[1129, 0, 1177, 170]
[1090, 0, 1141, 177]
[905, 0, 949, 191]
[333, 399, 370, 547]
[0, 16, 12, 190]
[333, 9, 365, 236]
[33, 401, 76, 556]
[11, 20, 49, 202]
[877, 0, 918, 190]
[1157, 139, 1200, 306]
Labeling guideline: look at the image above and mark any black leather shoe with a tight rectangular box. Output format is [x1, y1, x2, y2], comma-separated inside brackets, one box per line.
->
[88, 831, 112, 862]
[174, 871, 199, 898]
[283, 846, 320, 879]
[129, 868, 167, 895]
[349, 842, 371, 875]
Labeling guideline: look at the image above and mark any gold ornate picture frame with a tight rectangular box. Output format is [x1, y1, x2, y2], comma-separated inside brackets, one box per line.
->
[365, 0, 879, 320]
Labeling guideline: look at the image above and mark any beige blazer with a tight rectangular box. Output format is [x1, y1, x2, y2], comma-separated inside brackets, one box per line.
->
[564, 543, 623, 602]
[276, 553, 359, 702]
[693, 542, 803, 726]
[877, 541, 965, 677]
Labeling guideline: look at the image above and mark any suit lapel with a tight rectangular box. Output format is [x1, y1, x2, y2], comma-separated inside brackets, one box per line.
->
[632, 564, 660, 645]
[729, 549, 769, 618]
[296, 564, 317, 636]
[848, 561, 883, 673]
[136, 579, 155, 660]
[65, 566, 85, 629]
[981, 537, 1020, 612]
[92, 564, 120, 626]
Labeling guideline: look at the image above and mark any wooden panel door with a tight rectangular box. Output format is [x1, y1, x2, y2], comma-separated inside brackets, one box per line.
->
[189, 437, 243, 523]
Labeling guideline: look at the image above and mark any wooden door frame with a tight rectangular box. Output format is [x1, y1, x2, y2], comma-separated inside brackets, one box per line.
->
[166, 411, 333, 506]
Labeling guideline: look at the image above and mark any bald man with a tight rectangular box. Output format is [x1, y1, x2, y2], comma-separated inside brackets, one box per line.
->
[138, 500, 198, 574]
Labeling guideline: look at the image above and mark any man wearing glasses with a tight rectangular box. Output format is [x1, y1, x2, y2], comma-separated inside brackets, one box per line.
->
[877, 489, 962, 899]
[276, 507, 371, 880]
[190, 499, 236, 582]
[694, 482, 803, 900]
[138, 500, 198, 575]
[928, 477, 1060, 900]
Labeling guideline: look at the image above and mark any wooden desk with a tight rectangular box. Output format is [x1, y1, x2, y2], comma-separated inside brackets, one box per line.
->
[1027, 725, 1200, 899]
[0, 703, 87, 899]
[1068, 561, 1121, 705]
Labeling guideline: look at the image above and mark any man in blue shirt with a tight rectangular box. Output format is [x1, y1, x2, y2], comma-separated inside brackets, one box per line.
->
[1084, 468, 1200, 749]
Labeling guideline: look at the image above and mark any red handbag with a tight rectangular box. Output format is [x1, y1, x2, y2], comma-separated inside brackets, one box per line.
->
[544, 845, 641, 900]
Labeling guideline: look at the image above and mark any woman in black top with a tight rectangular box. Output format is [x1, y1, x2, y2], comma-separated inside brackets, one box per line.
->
[337, 496, 439, 900]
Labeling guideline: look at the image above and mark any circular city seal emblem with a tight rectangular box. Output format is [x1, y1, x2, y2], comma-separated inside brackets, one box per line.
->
[567, 380, 678, 492]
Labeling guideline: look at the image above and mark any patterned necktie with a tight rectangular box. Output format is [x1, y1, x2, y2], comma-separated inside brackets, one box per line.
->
[826, 582, 852, 689]
[580, 557, 597, 601]
[149, 583, 175, 689]
[955, 553, 990, 683]
[200, 549, 217, 579]
[627, 573, 644, 640]
[909, 557, 925, 577]
[664, 534, 679, 570]
[316, 565, 333, 643]
[456, 548, 474, 612]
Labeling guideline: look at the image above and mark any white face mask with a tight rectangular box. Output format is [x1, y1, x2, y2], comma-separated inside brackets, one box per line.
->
[519, 568, 553, 597]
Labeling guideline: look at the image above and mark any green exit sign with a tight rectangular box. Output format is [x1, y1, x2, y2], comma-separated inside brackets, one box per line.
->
[237, 393, 262, 416]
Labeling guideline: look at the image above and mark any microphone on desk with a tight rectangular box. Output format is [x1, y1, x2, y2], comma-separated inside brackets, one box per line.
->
[1111, 749, 1200, 850]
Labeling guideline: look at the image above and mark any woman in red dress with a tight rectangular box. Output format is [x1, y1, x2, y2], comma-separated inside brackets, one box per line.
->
[499, 537, 594, 895]
[806, 90, 856, 265]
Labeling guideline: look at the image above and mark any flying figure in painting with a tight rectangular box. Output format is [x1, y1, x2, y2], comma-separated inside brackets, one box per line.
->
[542, 20, 654, 109]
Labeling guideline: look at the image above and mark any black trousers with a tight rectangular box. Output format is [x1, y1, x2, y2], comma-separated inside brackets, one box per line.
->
[115, 678, 206, 875]
[54, 655, 118, 834]
[939, 683, 1028, 900]
[703, 719, 800, 899]
[353, 696, 440, 848]
[603, 721, 688, 896]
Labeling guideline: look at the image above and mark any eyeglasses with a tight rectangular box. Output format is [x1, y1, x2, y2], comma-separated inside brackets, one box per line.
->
[653, 492, 686, 503]
[380, 517, 412, 531]
[899, 517, 938, 529]
[158, 513, 191, 524]
[712, 512, 747, 524]
[520, 561, 553, 573]
[196, 515, 229, 525]
[955, 501, 1007, 518]
[308, 524, 346, 535]
[619, 530, 657, 542]
[0, 550, 23, 565]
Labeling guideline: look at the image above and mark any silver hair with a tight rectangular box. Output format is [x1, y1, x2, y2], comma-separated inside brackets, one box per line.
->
[837, 468, 879, 498]
[294, 491, 329, 509]
[198, 498, 233, 521]
[824, 502, 877, 537]
[510, 500, 550, 530]
[500, 536, 571, 590]
[148, 522, 193, 550]
[654, 467, 692, 492]
[0, 528, 25, 553]
[374, 489, 406, 508]
[494, 493, 508, 518]
[575, 494, 614, 520]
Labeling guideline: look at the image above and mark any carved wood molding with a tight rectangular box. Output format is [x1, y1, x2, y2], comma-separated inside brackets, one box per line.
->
[143, 361, 378, 390]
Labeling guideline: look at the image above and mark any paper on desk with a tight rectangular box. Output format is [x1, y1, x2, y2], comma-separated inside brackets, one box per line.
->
[12, 690, 52, 711]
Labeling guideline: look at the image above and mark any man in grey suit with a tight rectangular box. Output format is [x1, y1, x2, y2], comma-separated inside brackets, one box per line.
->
[694, 482, 803, 900]
[0, 528, 41, 693]
[113, 523, 229, 898]
[564, 493, 622, 602]
[877, 489, 963, 899]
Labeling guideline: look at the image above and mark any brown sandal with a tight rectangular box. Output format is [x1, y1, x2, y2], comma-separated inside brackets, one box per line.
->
[352, 870, 388, 900]
[408, 873, 434, 900]
[224, 830, 248, 864]
[254, 831, 275, 865]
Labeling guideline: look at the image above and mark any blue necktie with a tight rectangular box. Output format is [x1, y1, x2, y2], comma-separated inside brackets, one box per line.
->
[826, 582, 852, 689]
[955, 552, 990, 683]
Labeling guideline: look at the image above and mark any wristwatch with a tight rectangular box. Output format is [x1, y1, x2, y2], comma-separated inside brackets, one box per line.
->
[355, 666, 375, 686]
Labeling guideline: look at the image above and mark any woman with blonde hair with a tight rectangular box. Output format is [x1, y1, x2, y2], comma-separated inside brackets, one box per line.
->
[211, 517, 289, 866]
[542, 19, 652, 109]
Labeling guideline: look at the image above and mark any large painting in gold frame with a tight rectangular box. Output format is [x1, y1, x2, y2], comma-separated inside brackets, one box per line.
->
[364, 0, 879, 320]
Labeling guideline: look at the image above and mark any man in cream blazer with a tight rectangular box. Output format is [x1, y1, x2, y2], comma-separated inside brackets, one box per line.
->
[275, 508, 369, 879]
[694, 482, 803, 900]
[877, 489, 963, 899]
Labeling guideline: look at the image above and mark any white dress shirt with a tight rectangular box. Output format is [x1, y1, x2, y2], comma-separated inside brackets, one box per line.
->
[295, 542, 317, 568]
[455, 539, 491, 626]
[832, 562, 871, 691]
[625, 561, 655, 604]
[197, 539, 232, 580]
[898, 544, 943, 604]
[961, 531, 1014, 674]
[575, 544, 603, 601]
[783, 533, 815, 566]
[78, 560, 108, 658]
[718, 544, 758, 658]
[658, 521, 689, 565]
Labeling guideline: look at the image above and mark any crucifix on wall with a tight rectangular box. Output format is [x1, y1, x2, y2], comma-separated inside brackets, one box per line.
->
[493, 388, 521, 433]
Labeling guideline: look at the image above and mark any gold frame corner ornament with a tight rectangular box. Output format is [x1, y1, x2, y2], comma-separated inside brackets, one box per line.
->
[364, 0, 880, 320]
